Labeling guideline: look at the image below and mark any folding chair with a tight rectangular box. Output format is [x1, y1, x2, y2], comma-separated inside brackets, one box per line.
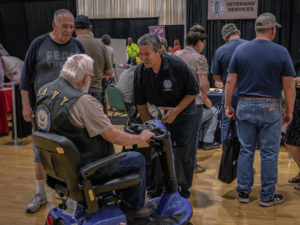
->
[106, 84, 126, 119]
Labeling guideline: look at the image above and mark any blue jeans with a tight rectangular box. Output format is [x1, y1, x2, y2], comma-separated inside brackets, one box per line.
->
[118, 151, 146, 211]
[200, 107, 219, 143]
[221, 92, 238, 143]
[235, 99, 282, 201]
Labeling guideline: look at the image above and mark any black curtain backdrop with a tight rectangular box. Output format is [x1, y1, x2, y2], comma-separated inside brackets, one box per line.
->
[0, 0, 77, 60]
[0, 0, 76, 138]
[186, 0, 298, 81]
[91, 18, 159, 43]
[91, 19, 184, 52]
[165, 25, 184, 50]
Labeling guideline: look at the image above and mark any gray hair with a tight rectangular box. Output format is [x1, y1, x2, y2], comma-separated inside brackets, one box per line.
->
[60, 54, 94, 85]
[138, 33, 162, 52]
[53, 9, 74, 23]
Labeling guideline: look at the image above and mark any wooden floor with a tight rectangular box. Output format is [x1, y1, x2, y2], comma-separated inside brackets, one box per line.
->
[0, 128, 300, 225]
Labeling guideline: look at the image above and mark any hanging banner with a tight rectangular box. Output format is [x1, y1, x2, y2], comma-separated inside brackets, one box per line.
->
[207, 0, 258, 20]
[149, 26, 166, 38]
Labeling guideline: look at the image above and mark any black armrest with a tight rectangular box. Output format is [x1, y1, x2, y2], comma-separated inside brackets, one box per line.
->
[80, 152, 126, 179]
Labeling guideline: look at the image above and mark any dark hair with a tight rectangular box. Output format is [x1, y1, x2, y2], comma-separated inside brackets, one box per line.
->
[101, 34, 111, 46]
[138, 33, 161, 52]
[189, 24, 206, 35]
[185, 31, 206, 46]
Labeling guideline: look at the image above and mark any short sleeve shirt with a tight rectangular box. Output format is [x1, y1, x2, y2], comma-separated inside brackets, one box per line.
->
[116, 67, 135, 104]
[175, 46, 208, 104]
[211, 38, 247, 84]
[20, 33, 84, 94]
[69, 94, 113, 138]
[0, 43, 9, 56]
[134, 53, 199, 108]
[76, 36, 112, 93]
[228, 39, 295, 98]
[1, 56, 24, 81]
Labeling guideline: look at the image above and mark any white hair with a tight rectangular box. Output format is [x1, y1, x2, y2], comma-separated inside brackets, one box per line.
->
[59, 54, 94, 85]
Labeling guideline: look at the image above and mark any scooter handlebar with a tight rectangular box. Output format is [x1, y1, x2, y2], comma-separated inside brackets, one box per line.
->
[125, 119, 168, 141]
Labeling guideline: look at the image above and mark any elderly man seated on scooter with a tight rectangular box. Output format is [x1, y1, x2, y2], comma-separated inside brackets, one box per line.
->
[34, 54, 154, 219]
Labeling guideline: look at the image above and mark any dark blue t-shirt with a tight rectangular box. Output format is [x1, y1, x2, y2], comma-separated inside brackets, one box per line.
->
[211, 38, 247, 84]
[228, 39, 295, 98]
[20, 33, 84, 94]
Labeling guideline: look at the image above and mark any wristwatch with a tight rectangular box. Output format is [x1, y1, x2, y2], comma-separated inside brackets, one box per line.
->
[225, 105, 232, 109]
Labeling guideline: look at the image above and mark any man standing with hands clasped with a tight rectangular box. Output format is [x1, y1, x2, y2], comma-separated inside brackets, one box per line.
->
[225, 13, 295, 207]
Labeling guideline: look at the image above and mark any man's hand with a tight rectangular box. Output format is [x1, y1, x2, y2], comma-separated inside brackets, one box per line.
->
[162, 107, 179, 124]
[282, 110, 293, 124]
[139, 130, 154, 142]
[225, 107, 235, 119]
[22, 105, 33, 122]
[215, 80, 224, 89]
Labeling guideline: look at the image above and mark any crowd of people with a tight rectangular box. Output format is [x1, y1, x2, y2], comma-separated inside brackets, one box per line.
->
[0, 8, 299, 221]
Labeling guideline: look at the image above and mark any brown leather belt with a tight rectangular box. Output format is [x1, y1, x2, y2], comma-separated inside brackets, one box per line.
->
[239, 97, 280, 101]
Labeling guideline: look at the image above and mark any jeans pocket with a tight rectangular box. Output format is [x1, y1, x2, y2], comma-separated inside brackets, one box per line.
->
[262, 102, 281, 123]
[236, 102, 246, 120]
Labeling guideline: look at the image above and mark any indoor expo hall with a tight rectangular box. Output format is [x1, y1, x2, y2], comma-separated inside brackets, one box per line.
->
[0, 127, 300, 225]
[1, 0, 300, 225]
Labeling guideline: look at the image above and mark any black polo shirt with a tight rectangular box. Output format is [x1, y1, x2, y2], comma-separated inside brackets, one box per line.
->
[134, 53, 199, 108]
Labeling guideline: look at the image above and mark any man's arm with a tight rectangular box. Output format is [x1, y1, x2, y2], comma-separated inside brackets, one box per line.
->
[204, 97, 212, 108]
[198, 73, 209, 93]
[282, 76, 295, 124]
[137, 104, 152, 123]
[225, 73, 237, 119]
[213, 74, 224, 88]
[103, 69, 113, 81]
[21, 90, 33, 122]
[101, 127, 153, 146]
[163, 94, 197, 124]
[134, 43, 139, 55]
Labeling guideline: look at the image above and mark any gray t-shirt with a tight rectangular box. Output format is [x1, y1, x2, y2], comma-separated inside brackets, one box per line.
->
[116, 66, 135, 104]
[20, 33, 84, 94]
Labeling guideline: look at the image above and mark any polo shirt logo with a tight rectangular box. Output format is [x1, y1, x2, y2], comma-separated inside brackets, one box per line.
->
[163, 79, 173, 91]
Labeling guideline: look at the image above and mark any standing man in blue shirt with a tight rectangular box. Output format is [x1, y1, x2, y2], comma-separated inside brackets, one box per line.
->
[20, 9, 84, 213]
[211, 23, 247, 142]
[225, 13, 296, 207]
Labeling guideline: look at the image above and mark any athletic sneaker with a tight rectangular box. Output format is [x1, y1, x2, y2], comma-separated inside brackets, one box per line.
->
[25, 192, 47, 213]
[236, 191, 249, 203]
[259, 194, 284, 207]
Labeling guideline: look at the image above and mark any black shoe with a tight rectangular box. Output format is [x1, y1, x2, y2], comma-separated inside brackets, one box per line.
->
[202, 142, 220, 150]
[194, 164, 206, 173]
[236, 191, 249, 203]
[259, 194, 284, 207]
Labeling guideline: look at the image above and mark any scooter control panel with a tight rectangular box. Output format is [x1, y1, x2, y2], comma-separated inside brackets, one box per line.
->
[144, 120, 157, 131]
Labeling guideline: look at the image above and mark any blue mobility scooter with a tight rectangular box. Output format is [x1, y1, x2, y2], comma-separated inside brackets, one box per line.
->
[32, 119, 193, 225]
